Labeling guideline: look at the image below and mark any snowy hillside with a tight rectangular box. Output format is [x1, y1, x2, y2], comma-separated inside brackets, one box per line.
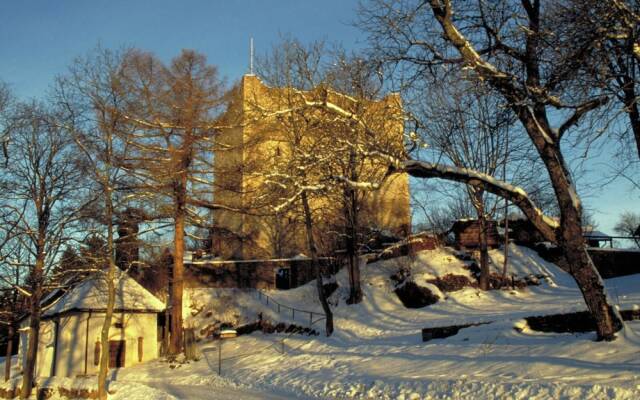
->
[185, 244, 632, 339]
[132, 243, 640, 400]
[4, 244, 640, 399]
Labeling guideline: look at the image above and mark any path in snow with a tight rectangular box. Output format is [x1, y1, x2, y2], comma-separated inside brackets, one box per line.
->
[114, 380, 299, 400]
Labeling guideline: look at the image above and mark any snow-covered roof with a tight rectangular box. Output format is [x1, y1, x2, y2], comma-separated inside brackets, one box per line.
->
[44, 268, 165, 316]
[583, 230, 611, 238]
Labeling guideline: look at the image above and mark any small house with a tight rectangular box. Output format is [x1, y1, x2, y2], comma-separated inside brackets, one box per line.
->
[450, 219, 500, 249]
[18, 269, 165, 377]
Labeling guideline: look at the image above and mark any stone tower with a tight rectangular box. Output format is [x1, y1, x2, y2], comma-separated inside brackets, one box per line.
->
[211, 75, 411, 259]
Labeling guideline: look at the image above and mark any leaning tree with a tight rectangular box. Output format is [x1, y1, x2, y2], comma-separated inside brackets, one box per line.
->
[355, 0, 623, 340]
[0, 103, 86, 397]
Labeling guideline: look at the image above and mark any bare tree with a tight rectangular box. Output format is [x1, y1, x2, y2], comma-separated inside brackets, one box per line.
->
[254, 39, 337, 333]
[55, 47, 133, 399]
[359, 0, 622, 340]
[0, 242, 29, 383]
[0, 82, 20, 381]
[0, 82, 14, 166]
[258, 40, 408, 305]
[614, 211, 640, 247]
[0, 103, 86, 397]
[552, 1, 640, 161]
[420, 76, 515, 288]
[116, 49, 225, 355]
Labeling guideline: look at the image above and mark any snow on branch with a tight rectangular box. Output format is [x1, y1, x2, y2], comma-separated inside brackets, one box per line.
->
[399, 159, 558, 242]
[271, 184, 326, 213]
[331, 175, 380, 191]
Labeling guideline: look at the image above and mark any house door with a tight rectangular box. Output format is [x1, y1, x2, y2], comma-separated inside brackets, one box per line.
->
[109, 340, 126, 368]
[275, 268, 291, 290]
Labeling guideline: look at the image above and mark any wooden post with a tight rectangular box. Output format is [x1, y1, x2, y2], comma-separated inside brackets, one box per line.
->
[51, 320, 59, 376]
[184, 329, 196, 361]
[84, 311, 91, 375]
[217, 342, 222, 376]
[4, 324, 13, 382]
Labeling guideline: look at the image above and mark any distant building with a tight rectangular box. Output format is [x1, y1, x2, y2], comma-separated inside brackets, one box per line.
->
[583, 227, 613, 248]
[212, 75, 411, 260]
[501, 217, 546, 245]
[183, 253, 339, 290]
[451, 219, 500, 249]
[18, 269, 165, 377]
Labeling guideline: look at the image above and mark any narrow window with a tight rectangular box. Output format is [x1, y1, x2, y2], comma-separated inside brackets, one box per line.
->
[94, 341, 100, 366]
[138, 337, 143, 362]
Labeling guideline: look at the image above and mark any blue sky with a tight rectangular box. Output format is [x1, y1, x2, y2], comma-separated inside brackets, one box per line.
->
[1, 0, 637, 237]
[0, 0, 362, 98]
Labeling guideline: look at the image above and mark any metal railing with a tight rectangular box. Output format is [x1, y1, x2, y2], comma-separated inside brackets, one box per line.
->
[201, 304, 328, 376]
[198, 289, 329, 376]
[255, 290, 326, 328]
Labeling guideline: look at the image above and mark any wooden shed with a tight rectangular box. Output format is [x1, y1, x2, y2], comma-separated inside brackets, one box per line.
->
[450, 219, 500, 249]
[502, 217, 546, 245]
[18, 269, 165, 378]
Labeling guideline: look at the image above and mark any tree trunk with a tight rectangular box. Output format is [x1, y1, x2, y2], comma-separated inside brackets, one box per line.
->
[478, 219, 489, 289]
[345, 188, 362, 304]
[169, 174, 187, 355]
[4, 324, 14, 382]
[502, 200, 510, 278]
[97, 267, 115, 399]
[21, 256, 44, 399]
[301, 191, 334, 336]
[98, 191, 116, 400]
[522, 112, 622, 340]
[345, 147, 363, 304]
[502, 132, 510, 278]
[621, 75, 640, 160]
[472, 189, 490, 290]
[427, 0, 621, 340]
[559, 215, 623, 340]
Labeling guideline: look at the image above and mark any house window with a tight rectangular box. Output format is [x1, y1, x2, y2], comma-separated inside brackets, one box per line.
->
[138, 337, 143, 362]
[94, 341, 100, 366]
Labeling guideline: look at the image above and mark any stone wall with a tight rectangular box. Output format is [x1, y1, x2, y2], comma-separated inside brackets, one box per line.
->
[367, 232, 440, 263]
[184, 258, 339, 290]
[531, 243, 640, 279]
[587, 248, 640, 278]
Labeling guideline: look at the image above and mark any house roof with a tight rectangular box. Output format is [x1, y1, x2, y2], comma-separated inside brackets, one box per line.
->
[450, 218, 497, 232]
[43, 268, 165, 317]
[583, 230, 611, 239]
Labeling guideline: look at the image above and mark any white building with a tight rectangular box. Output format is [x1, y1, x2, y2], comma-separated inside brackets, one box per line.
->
[18, 269, 165, 377]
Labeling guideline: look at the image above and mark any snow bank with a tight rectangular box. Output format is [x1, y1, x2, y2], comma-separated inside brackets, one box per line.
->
[30, 243, 638, 399]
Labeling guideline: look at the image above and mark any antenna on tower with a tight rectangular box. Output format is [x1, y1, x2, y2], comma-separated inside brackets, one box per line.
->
[249, 37, 254, 75]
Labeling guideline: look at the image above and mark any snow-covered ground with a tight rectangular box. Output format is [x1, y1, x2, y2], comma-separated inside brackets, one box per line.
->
[3, 244, 640, 399]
